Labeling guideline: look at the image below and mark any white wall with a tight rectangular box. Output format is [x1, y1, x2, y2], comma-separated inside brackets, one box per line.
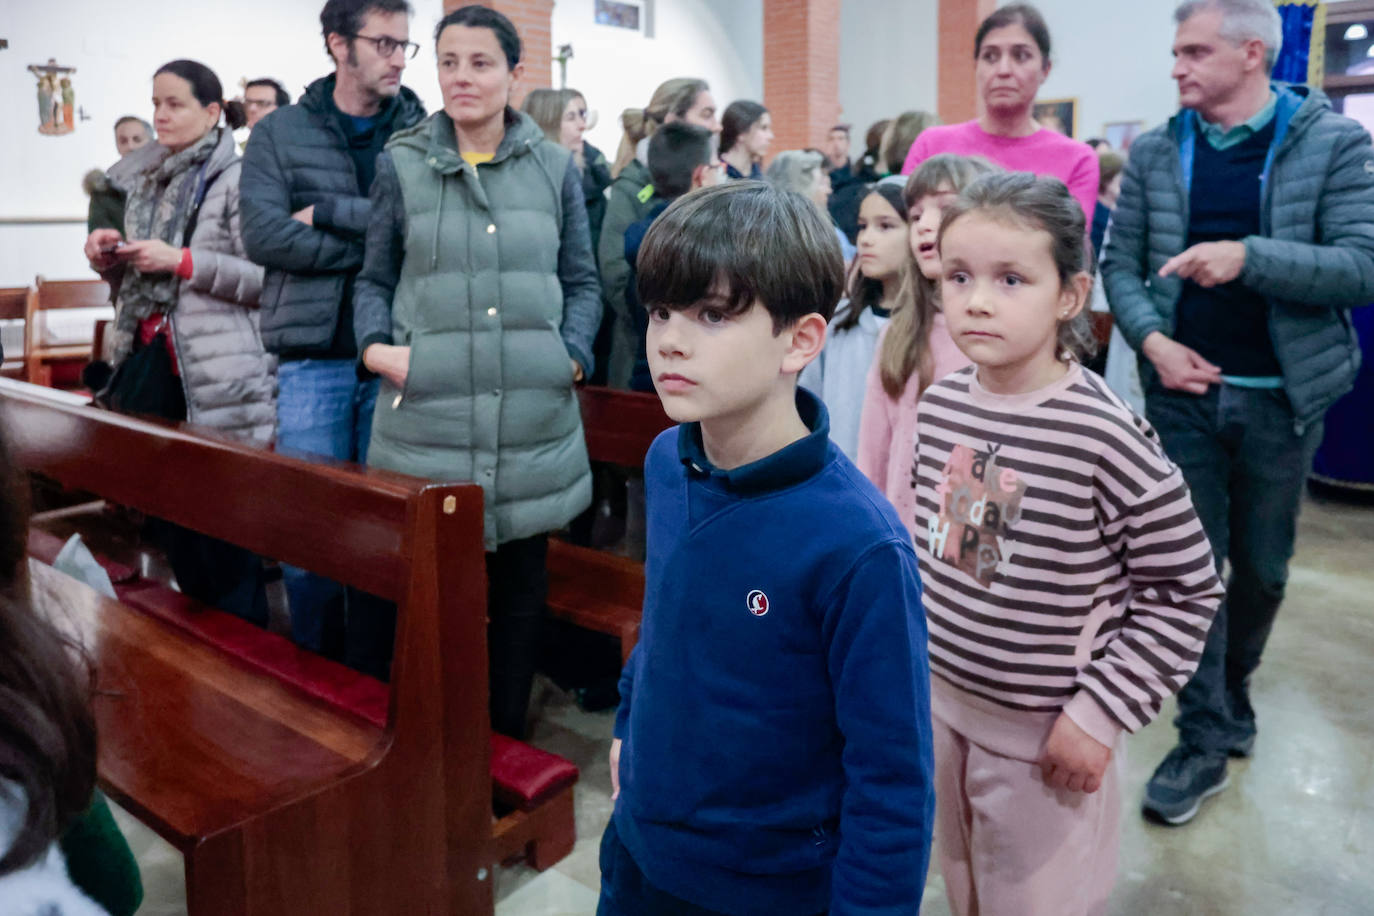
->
[839, 0, 939, 161]
[0, 0, 764, 287]
[0, 0, 1188, 286]
[831, 0, 1183, 167]
[1003, 0, 1183, 141]
[551, 0, 763, 158]
[0, 0, 459, 287]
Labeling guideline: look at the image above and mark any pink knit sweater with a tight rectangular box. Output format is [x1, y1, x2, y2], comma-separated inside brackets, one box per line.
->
[900, 120, 1100, 220]
[856, 313, 970, 542]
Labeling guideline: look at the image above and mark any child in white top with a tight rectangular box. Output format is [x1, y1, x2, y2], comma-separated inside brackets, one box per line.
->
[799, 181, 910, 458]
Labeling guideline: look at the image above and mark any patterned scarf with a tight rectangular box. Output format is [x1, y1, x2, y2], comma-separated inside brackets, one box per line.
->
[116, 128, 220, 324]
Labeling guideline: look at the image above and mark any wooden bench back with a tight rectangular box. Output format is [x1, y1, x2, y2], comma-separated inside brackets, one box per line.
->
[576, 386, 674, 468]
[24, 277, 112, 385]
[0, 287, 27, 321]
[28, 276, 112, 311]
[3, 377, 419, 599]
[0, 377, 496, 910]
[0, 288, 27, 377]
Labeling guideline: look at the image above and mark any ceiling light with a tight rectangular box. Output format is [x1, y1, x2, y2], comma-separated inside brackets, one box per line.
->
[1345, 24, 1369, 41]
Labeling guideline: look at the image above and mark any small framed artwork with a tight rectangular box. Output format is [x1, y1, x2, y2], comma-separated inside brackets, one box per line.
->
[1032, 98, 1078, 138]
[595, 0, 641, 30]
[1102, 120, 1146, 152]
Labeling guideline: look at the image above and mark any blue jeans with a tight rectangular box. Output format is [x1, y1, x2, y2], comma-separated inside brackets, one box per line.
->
[275, 358, 379, 654]
[1145, 381, 1323, 756]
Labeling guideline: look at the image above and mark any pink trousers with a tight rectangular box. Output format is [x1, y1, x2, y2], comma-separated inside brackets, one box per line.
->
[933, 717, 1123, 916]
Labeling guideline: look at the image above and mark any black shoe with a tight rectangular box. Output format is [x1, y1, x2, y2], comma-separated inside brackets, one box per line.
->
[1143, 744, 1229, 826]
[1228, 731, 1256, 759]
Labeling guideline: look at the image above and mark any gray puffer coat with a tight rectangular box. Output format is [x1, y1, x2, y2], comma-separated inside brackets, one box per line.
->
[110, 129, 276, 441]
[1102, 84, 1374, 433]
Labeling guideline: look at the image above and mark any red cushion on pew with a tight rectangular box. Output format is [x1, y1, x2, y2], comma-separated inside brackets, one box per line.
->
[27, 528, 139, 584]
[490, 733, 580, 811]
[114, 580, 579, 809]
[114, 580, 390, 728]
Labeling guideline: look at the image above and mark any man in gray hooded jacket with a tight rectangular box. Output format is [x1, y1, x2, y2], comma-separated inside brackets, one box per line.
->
[1103, 0, 1374, 826]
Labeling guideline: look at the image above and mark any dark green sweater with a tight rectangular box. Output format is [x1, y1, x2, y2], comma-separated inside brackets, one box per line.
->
[60, 791, 143, 916]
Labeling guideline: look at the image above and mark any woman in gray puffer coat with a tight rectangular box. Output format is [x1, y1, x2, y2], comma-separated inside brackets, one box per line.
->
[83, 59, 274, 625]
[85, 61, 274, 442]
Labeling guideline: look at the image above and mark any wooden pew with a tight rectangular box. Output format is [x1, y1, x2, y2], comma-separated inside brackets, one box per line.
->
[0, 286, 27, 378]
[545, 387, 674, 664]
[24, 276, 111, 386]
[1, 377, 571, 914]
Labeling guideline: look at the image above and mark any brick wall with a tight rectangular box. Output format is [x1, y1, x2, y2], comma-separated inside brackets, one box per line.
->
[937, 0, 997, 124]
[763, 0, 842, 157]
[441, 0, 554, 107]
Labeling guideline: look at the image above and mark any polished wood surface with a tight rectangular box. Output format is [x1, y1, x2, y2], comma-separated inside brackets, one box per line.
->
[5, 377, 497, 914]
[24, 277, 110, 386]
[1, 377, 415, 598]
[576, 386, 674, 468]
[546, 542, 644, 665]
[0, 287, 27, 378]
[0, 287, 27, 321]
[547, 386, 670, 661]
[32, 561, 380, 844]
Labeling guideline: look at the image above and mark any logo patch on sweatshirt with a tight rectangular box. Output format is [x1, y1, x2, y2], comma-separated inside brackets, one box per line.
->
[746, 590, 770, 617]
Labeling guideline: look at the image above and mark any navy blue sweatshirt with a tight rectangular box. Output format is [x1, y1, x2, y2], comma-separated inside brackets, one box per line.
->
[614, 390, 935, 916]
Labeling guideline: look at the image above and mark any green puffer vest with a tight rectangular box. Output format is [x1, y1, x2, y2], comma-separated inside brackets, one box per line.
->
[367, 110, 591, 549]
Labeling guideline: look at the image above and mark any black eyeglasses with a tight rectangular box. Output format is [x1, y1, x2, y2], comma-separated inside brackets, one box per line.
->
[351, 34, 420, 60]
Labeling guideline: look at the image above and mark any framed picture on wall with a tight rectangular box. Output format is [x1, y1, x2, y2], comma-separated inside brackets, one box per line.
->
[1032, 98, 1077, 137]
[595, 0, 641, 31]
[1102, 120, 1146, 152]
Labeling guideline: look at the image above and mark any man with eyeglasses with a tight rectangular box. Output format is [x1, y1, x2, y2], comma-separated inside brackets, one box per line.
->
[240, 0, 425, 669]
[242, 78, 290, 130]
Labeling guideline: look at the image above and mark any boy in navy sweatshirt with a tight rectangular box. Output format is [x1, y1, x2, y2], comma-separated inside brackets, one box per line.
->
[599, 181, 934, 916]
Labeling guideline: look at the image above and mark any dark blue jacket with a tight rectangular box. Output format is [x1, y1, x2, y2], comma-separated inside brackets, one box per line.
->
[614, 391, 934, 916]
[240, 75, 425, 356]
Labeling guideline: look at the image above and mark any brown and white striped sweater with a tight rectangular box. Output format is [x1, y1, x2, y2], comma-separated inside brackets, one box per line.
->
[913, 363, 1223, 760]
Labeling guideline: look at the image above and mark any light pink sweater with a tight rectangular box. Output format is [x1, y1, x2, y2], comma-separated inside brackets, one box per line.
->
[900, 120, 1100, 220]
[856, 312, 970, 542]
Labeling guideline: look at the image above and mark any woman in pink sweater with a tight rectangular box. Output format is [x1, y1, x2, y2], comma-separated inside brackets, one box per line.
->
[857, 155, 998, 539]
[899, 4, 1098, 219]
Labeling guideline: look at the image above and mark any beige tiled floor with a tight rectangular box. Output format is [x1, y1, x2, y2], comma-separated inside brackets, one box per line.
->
[112, 494, 1374, 914]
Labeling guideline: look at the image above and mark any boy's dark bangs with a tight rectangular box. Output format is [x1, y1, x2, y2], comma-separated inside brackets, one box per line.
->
[636, 202, 762, 316]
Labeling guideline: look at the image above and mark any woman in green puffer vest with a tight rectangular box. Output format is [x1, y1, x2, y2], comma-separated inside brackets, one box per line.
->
[353, 5, 601, 739]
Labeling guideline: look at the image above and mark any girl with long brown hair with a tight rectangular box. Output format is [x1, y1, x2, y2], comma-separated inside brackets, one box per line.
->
[856, 154, 998, 538]
[0, 431, 105, 913]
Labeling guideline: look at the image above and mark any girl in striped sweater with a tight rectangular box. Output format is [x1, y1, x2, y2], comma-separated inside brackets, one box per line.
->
[913, 172, 1224, 916]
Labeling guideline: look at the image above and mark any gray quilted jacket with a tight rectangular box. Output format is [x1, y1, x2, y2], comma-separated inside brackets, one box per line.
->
[1102, 84, 1374, 432]
[110, 129, 276, 442]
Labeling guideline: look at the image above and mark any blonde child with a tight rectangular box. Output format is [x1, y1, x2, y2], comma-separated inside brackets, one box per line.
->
[913, 171, 1224, 916]
[799, 181, 910, 459]
[857, 155, 998, 538]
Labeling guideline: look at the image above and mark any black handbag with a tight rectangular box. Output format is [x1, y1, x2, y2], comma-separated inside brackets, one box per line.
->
[99, 159, 210, 422]
[101, 320, 184, 420]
